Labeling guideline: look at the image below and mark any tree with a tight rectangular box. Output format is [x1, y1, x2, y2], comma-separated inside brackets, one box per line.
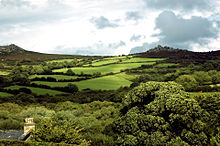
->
[113, 81, 210, 145]
[208, 70, 220, 84]
[66, 69, 75, 76]
[175, 75, 198, 91]
[193, 71, 211, 85]
[66, 83, 78, 93]
[32, 118, 90, 145]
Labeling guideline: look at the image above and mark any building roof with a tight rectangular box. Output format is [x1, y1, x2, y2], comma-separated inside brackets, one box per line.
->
[0, 130, 26, 140]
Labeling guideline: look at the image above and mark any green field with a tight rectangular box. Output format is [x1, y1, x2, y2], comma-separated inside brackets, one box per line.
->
[122, 57, 165, 63]
[47, 59, 78, 63]
[155, 63, 179, 68]
[0, 70, 10, 75]
[29, 75, 80, 80]
[53, 62, 155, 75]
[32, 74, 132, 90]
[84, 59, 120, 66]
[5, 85, 67, 96]
[114, 72, 139, 81]
[0, 92, 13, 97]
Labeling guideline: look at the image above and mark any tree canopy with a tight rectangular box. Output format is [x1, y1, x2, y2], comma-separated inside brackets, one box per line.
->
[113, 81, 218, 145]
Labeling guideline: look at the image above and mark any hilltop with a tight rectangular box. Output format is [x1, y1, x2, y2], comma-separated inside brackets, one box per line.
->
[135, 45, 220, 66]
[0, 44, 84, 65]
[0, 44, 29, 55]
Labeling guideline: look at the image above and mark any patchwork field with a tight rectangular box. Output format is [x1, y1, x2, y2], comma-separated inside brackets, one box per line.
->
[84, 59, 120, 66]
[47, 59, 78, 63]
[53, 62, 155, 75]
[122, 58, 165, 63]
[32, 74, 132, 90]
[5, 85, 67, 96]
[0, 92, 13, 97]
[0, 70, 10, 75]
[155, 63, 179, 68]
[29, 75, 81, 80]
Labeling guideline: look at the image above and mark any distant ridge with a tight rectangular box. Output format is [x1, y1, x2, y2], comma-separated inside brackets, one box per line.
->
[135, 45, 220, 66]
[147, 45, 183, 53]
[0, 44, 78, 64]
[0, 44, 29, 55]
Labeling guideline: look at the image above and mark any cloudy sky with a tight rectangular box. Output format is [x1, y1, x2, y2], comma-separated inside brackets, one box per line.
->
[0, 0, 220, 55]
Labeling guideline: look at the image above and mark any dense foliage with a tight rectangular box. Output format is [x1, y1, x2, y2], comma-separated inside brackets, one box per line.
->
[113, 81, 219, 145]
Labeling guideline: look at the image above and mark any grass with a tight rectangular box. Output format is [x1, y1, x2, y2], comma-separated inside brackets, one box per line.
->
[0, 92, 13, 97]
[5, 85, 67, 96]
[84, 59, 120, 66]
[29, 75, 80, 80]
[47, 59, 78, 63]
[122, 57, 165, 63]
[155, 63, 179, 68]
[114, 72, 139, 81]
[53, 62, 156, 75]
[0, 70, 10, 75]
[32, 74, 133, 90]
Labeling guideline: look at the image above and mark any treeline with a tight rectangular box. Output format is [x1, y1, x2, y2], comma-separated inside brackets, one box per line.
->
[0, 82, 219, 145]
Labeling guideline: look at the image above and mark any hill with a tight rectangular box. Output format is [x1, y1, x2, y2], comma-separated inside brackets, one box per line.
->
[0, 44, 86, 65]
[0, 44, 28, 55]
[134, 45, 220, 66]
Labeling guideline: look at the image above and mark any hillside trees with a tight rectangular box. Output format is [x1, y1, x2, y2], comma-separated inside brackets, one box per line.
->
[193, 71, 211, 85]
[175, 75, 198, 91]
[32, 118, 90, 145]
[208, 70, 220, 84]
[113, 81, 214, 145]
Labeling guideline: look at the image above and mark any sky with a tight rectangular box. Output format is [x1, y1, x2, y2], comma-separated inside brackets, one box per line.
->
[0, 0, 220, 56]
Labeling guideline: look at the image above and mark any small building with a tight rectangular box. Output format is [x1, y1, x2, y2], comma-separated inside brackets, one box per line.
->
[0, 118, 35, 141]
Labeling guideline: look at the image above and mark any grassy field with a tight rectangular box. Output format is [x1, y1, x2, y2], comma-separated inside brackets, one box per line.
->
[114, 72, 139, 81]
[29, 75, 80, 80]
[32, 74, 132, 90]
[53, 62, 155, 75]
[122, 57, 165, 63]
[155, 63, 179, 68]
[47, 59, 78, 63]
[0, 70, 10, 75]
[5, 85, 67, 96]
[84, 59, 120, 66]
[0, 92, 13, 97]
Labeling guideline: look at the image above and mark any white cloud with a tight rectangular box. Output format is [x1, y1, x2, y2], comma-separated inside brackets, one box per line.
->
[0, 0, 219, 55]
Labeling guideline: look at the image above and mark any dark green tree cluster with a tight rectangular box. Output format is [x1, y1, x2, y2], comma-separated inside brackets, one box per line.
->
[113, 81, 219, 145]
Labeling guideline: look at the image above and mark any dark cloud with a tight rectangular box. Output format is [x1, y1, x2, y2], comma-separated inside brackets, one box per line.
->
[130, 34, 142, 42]
[130, 11, 219, 54]
[126, 11, 142, 21]
[143, 0, 212, 11]
[90, 16, 118, 29]
[155, 11, 218, 47]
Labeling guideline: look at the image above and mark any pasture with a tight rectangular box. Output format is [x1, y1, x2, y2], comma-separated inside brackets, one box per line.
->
[47, 58, 78, 63]
[29, 75, 80, 80]
[122, 57, 165, 63]
[0, 92, 13, 97]
[5, 85, 67, 96]
[84, 59, 120, 66]
[155, 63, 179, 68]
[0, 70, 10, 75]
[32, 74, 132, 90]
[53, 62, 155, 75]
